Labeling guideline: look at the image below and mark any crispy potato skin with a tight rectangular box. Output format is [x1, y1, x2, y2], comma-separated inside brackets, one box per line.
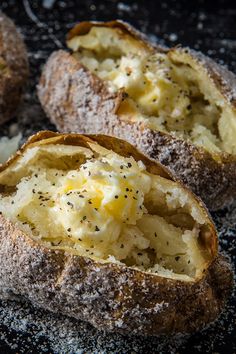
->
[0, 131, 232, 335]
[0, 215, 232, 335]
[0, 11, 29, 125]
[37, 21, 236, 210]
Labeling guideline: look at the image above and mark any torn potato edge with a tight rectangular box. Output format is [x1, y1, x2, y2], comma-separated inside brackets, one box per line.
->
[37, 20, 236, 210]
[0, 131, 232, 336]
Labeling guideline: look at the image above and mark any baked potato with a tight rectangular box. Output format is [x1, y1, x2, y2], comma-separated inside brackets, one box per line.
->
[0, 11, 29, 125]
[38, 20, 236, 210]
[0, 131, 232, 336]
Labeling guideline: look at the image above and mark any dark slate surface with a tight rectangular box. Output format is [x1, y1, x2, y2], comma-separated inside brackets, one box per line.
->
[0, 1, 235, 353]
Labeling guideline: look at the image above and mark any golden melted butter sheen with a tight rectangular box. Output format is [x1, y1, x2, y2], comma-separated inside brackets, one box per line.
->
[70, 27, 230, 154]
[28, 153, 151, 247]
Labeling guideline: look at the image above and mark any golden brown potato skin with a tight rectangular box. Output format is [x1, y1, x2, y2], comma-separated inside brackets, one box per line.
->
[0, 131, 232, 336]
[0, 11, 29, 125]
[37, 21, 236, 211]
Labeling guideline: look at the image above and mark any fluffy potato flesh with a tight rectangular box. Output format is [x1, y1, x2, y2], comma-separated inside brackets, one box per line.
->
[68, 26, 236, 154]
[0, 138, 213, 281]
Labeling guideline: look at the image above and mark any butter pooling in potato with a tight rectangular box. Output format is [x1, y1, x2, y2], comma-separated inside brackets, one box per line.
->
[0, 133, 214, 281]
[68, 26, 236, 155]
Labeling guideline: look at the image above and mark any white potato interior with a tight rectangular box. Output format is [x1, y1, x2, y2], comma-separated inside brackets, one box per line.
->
[68, 27, 236, 154]
[0, 140, 211, 281]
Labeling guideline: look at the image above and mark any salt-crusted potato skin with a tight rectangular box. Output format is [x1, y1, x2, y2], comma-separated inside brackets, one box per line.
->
[0, 11, 29, 125]
[0, 131, 233, 336]
[37, 21, 236, 211]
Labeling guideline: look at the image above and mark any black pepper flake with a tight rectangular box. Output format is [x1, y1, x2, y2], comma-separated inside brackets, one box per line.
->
[79, 195, 84, 198]
[124, 195, 128, 198]
[138, 252, 143, 256]
[120, 165, 124, 169]
[188, 260, 190, 264]
[126, 188, 129, 191]
[94, 208, 98, 211]
[115, 195, 119, 199]
[120, 244, 124, 248]
[11, 201, 14, 204]
[88, 200, 92, 204]
[175, 256, 180, 261]
[127, 162, 132, 168]
[133, 197, 137, 200]
[67, 228, 71, 232]
[154, 232, 157, 238]
[95, 226, 100, 232]
[83, 216, 87, 220]
[32, 189, 36, 194]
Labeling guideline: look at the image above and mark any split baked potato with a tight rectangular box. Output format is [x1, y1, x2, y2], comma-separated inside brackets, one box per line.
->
[0, 11, 29, 125]
[38, 20, 236, 210]
[0, 131, 232, 335]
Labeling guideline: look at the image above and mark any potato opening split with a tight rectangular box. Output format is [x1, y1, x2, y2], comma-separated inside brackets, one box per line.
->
[0, 135, 215, 282]
[68, 26, 236, 155]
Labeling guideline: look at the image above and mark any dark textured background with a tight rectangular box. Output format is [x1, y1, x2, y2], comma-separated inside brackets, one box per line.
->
[0, 1, 235, 353]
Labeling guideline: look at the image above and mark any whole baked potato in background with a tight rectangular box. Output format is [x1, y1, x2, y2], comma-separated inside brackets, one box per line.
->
[0, 11, 28, 125]
[38, 20, 236, 211]
[0, 131, 232, 336]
